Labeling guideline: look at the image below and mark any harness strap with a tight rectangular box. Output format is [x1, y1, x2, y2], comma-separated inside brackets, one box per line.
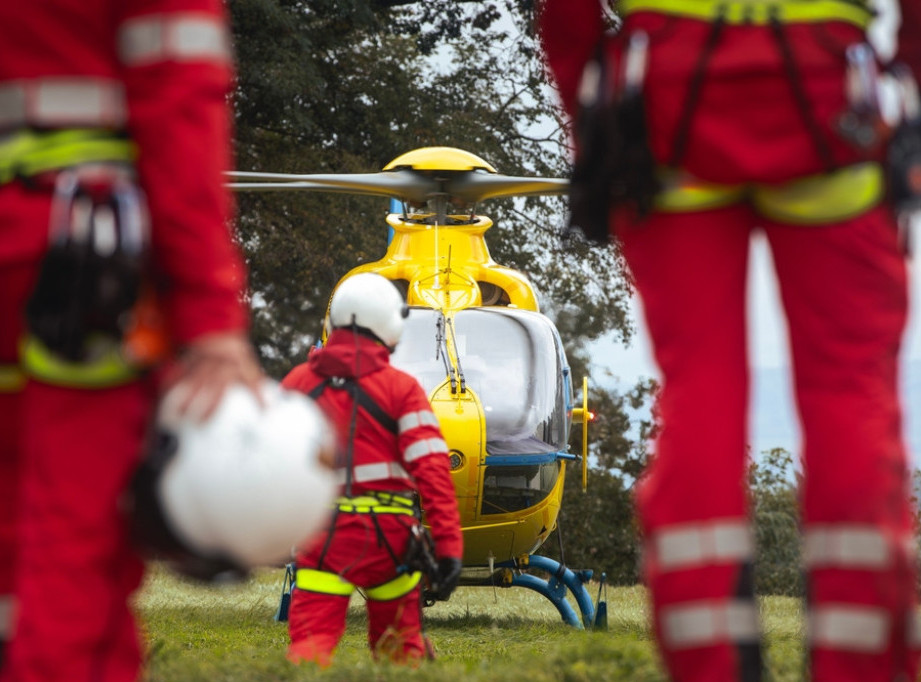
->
[309, 376, 398, 435]
[335, 494, 416, 515]
[0, 129, 135, 185]
[20, 335, 137, 388]
[295, 568, 355, 596]
[617, 0, 873, 28]
[295, 568, 421, 601]
[655, 162, 883, 223]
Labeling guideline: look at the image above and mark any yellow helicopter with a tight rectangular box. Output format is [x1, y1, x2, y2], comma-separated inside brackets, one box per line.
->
[229, 147, 600, 628]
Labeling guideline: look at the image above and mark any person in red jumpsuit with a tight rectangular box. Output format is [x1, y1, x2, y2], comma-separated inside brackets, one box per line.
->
[282, 272, 463, 667]
[0, 1, 262, 680]
[540, 1, 921, 681]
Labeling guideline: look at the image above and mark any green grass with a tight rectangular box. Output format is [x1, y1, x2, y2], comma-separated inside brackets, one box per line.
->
[137, 565, 807, 682]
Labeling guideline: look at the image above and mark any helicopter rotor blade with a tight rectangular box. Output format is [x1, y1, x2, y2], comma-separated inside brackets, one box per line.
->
[226, 169, 570, 203]
[445, 174, 570, 203]
[225, 169, 438, 203]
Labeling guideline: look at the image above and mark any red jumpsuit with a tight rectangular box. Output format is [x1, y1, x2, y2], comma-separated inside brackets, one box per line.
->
[0, 1, 247, 680]
[541, 1, 921, 681]
[282, 329, 462, 666]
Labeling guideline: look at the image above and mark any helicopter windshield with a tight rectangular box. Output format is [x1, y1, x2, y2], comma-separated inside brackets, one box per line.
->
[390, 308, 451, 395]
[453, 308, 567, 454]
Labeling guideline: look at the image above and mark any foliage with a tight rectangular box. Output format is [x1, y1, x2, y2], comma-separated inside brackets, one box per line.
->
[229, 0, 633, 377]
[748, 448, 803, 597]
[539, 378, 658, 586]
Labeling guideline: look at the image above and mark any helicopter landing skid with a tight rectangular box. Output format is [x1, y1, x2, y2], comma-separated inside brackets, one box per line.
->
[495, 555, 602, 630]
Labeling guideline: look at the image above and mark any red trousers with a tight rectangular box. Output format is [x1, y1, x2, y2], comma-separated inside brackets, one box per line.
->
[288, 513, 426, 666]
[0, 185, 152, 682]
[619, 202, 917, 682]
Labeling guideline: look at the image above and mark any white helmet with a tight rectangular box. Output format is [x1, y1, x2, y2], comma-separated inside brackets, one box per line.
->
[328, 273, 408, 348]
[130, 380, 338, 580]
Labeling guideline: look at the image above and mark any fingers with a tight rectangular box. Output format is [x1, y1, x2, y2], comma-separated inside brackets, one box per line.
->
[170, 331, 264, 422]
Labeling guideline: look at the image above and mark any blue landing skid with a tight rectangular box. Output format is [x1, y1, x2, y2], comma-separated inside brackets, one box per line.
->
[496, 555, 598, 629]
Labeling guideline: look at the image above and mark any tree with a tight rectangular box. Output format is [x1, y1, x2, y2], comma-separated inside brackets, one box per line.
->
[230, 0, 634, 375]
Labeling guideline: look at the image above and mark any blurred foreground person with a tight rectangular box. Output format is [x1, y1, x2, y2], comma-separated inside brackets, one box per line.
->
[282, 273, 463, 666]
[540, 0, 921, 680]
[0, 1, 262, 680]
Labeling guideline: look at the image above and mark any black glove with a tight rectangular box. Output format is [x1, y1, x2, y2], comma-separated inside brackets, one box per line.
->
[430, 557, 462, 602]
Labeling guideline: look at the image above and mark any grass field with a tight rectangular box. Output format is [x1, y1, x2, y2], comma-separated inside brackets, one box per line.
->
[137, 564, 806, 682]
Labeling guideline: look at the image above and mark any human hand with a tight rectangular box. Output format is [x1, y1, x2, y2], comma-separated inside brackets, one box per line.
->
[168, 331, 264, 421]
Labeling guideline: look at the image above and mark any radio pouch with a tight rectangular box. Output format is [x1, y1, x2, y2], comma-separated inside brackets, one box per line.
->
[26, 166, 150, 362]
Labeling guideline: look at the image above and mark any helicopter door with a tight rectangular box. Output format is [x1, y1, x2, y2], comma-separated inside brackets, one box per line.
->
[452, 308, 569, 515]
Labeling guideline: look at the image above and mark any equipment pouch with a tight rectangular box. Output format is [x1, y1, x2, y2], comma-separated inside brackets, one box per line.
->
[886, 63, 921, 251]
[26, 166, 150, 362]
[567, 31, 660, 245]
[403, 522, 439, 600]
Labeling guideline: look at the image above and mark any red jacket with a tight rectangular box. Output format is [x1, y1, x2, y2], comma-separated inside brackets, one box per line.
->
[282, 330, 463, 560]
[540, 0, 921, 121]
[0, 0, 247, 345]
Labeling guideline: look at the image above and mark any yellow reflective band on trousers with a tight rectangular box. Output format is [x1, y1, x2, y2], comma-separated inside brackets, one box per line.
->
[618, 0, 872, 28]
[0, 364, 25, 392]
[365, 572, 422, 601]
[752, 163, 884, 225]
[0, 129, 136, 184]
[335, 495, 416, 516]
[21, 336, 137, 389]
[295, 568, 422, 601]
[655, 163, 884, 225]
[295, 569, 356, 596]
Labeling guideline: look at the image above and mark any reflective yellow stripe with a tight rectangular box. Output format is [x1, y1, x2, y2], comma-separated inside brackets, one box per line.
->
[295, 569, 355, 596]
[21, 336, 137, 388]
[365, 571, 422, 601]
[619, 0, 872, 28]
[0, 364, 26, 393]
[655, 163, 882, 224]
[335, 494, 416, 516]
[655, 170, 745, 212]
[0, 129, 136, 184]
[751, 162, 884, 225]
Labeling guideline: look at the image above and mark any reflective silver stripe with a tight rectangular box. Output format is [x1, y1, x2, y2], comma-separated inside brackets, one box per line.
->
[0, 79, 127, 129]
[404, 438, 448, 463]
[0, 594, 14, 639]
[398, 410, 440, 434]
[809, 605, 888, 653]
[655, 519, 753, 570]
[907, 611, 921, 649]
[662, 600, 760, 649]
[803, 525, 890, 569]
[118, 14, 232, 67]
[337, 461, 411, 485]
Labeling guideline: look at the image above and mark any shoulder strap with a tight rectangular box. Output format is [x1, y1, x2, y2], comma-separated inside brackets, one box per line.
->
[310, 376, 398, 435]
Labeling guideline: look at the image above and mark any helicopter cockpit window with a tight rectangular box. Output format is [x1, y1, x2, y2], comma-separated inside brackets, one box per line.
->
[453, 308, 569, 515]
[390, 308, 450, 396]
[453, 308, 567, 453]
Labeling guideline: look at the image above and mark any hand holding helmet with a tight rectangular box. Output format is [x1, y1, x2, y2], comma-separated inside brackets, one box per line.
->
[130, 379, 338, 581]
